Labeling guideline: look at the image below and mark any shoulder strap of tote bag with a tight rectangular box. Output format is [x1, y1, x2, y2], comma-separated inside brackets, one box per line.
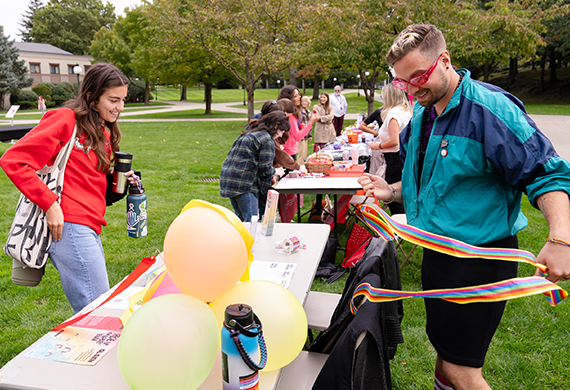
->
[3, 125, 77, 269]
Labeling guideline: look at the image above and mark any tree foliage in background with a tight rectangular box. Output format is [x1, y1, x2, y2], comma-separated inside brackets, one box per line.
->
[539, 0, 570, 87]
[449, 0, 558, 83]
[301, 0, 464, 114]
[91, 26, 135, 77]
[0, 35, 34, 110]
[91, 5, 158, 104]
[30, 0, 115, 55]
[150, 0, 303, 120]
[145, 1, 231, 112]
[18, 0, 45, 42]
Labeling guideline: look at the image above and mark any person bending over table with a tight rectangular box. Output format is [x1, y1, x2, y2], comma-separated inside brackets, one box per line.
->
[221, 111, 290, 222]
[1, 63, 138, 314]
[358, 23, 570, 390]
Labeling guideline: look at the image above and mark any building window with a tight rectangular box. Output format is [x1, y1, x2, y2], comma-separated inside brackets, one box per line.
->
[30, 63, 41, 74]
[84, 65, 91, 73]
[68, 65, 76, 74]
[50, 64, 60, 74]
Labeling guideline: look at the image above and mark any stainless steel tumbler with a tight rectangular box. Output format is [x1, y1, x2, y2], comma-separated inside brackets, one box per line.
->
[112, 152, 133, 194]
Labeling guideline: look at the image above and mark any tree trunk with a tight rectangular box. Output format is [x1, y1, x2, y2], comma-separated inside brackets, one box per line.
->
[204, 83, 212, 114]
[312, 75, 320, 100]
[144, 82, 150, 105]
[366, 75, 376, 115]
[288, 65, 297, 86]
[508, 57, 518, 85]
[247, 83, 255, 121]
[180, 85, 187, 101]
[549, 46, 558, 83]
[483, 63, 491, 83]
[540, 54, 546, 92]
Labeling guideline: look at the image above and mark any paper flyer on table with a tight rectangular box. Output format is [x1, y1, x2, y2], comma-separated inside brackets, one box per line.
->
[86, 285, 145, 310]
[249, 261, 296, 288]
[25, 316, 123, 365]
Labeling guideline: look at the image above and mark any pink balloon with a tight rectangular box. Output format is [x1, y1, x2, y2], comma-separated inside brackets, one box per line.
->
[151, 271, 182, 299]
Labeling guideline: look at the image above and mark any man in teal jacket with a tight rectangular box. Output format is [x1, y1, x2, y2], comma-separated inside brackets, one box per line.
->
[359, 24, 570, 390]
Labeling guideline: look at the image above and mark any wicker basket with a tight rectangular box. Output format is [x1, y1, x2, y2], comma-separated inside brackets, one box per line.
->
[306, 152, 334, 175]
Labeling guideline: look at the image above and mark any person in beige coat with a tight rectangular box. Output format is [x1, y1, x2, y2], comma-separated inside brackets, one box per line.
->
[312, 92, 336, 152]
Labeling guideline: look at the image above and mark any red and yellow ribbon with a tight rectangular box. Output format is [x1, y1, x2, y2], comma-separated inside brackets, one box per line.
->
[351, 203, 567, 313]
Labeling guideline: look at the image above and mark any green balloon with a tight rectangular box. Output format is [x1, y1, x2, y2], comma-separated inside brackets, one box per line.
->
[118, 294, 219, 390]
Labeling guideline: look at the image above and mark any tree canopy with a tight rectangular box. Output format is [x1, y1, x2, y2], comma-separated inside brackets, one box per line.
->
[148, 0, 303, 119]
[18, 0, 45, 42]
[0, 35, 34, 110]
[30, 0, 115, 55]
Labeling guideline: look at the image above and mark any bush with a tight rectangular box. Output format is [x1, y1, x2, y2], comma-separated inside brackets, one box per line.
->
[216, 76, 240, 90]
[32, 83, 52, 100]
[46, 101, 56, 108]
[17, 101, 38, 110]
[10, 89, 38, 105]
[127, 79, 146, 103]
[45, 83, 75, 105]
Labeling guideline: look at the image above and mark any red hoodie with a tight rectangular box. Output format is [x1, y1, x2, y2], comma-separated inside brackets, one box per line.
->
[0, 108, 110, 234]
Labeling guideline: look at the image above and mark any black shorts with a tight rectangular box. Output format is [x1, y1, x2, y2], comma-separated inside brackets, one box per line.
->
[422, 235, 519, 367]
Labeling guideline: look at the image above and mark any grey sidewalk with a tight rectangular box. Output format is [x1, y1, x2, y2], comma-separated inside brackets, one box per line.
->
[2, 100, 568, 160]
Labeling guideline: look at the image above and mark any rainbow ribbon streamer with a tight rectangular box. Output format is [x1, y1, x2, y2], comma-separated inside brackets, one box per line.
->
[350, 203, 567, 313]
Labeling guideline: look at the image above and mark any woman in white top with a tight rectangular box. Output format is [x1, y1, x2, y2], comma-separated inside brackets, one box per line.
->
[368, 83, 412, 214]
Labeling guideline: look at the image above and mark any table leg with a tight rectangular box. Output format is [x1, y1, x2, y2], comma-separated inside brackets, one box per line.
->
[333, 194, 338, 238]
[297, 193, 301, 223]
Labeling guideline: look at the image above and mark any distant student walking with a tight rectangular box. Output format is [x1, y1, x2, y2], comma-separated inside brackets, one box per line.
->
[38, 96, 47, 116]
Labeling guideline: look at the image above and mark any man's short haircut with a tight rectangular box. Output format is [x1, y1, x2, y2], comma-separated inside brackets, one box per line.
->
[386, 23, 446, 66]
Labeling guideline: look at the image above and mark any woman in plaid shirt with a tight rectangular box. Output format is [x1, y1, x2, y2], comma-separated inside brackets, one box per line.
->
[220, 111, 291, 222]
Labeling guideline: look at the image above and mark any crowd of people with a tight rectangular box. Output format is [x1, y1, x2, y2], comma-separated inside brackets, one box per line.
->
[3, 22, 570, 390]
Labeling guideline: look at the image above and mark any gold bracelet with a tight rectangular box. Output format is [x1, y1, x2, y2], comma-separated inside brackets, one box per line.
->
[546, 237, 570, 247]
[384, 185, 397, 204]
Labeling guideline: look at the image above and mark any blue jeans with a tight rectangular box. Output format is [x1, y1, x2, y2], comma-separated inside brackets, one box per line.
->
[229, 193, 259, 222]
[48, 222, 110, 314]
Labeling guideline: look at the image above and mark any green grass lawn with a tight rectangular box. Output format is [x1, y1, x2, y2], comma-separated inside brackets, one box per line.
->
[1, 120, 569, 389]
[123, 109, 247, 120]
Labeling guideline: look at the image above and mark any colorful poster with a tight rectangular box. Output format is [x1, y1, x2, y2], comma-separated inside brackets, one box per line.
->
[25, 316, 123, 365]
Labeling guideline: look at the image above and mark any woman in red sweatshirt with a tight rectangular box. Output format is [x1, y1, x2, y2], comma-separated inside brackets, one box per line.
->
[1, 63, 136, 313]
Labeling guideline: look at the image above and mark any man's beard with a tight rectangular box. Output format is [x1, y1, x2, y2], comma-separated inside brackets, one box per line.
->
[415, 69, 449, 107]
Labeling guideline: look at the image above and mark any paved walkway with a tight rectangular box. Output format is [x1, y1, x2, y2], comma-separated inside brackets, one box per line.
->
[2, 97, 569, 160]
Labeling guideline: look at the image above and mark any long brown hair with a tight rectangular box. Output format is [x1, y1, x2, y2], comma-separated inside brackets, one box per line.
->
[244, 111, 290, 138]
[277, 85, 301, 120]
[65, 63, 128, 171]
[319, 92, 332, 115]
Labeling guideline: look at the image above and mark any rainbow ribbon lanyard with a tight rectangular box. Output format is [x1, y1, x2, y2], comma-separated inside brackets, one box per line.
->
[350, 201, 568, 314]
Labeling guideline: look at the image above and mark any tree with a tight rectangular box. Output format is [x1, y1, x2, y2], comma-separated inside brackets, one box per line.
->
[0, 35, 34, 110]
[91, 27, 135, 77]
[539, 0, 570, 87]
[151, 0, 302, 120]
[18, 0, 45, 42]
[450, 0, 554, 83]
[145, 2, 231, 112]
[91, 6, 158, 104]
[30, 0, 115, 55]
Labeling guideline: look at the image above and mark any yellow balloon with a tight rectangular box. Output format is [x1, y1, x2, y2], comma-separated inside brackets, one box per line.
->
[118, 294, 219, 390]
[209, 280, 308, 371]
[181, 199, 254, 282]
[164, 205, 248, 302]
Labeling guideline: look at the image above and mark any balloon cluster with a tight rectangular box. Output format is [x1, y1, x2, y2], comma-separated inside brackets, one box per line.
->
[117, 200, 308, 390]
